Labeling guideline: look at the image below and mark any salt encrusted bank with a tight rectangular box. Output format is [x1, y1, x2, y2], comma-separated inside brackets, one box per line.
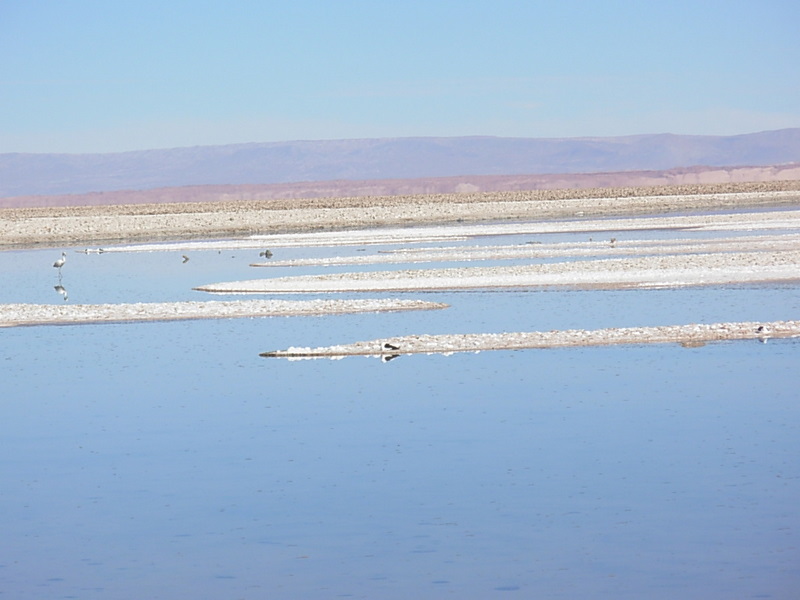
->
[0, 299, 448, 328]
[260, 320, 800, 359]
[192, 208, 800, 293]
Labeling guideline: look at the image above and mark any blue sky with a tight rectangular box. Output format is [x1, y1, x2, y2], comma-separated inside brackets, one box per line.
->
[1, 0, 798, 153]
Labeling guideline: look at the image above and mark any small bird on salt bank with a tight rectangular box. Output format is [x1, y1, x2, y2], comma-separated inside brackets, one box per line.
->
[383, 342, 400, 351]
[53, 252, 67, 270]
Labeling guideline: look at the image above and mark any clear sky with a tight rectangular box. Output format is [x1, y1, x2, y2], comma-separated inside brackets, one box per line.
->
[1, 0, 798, 153]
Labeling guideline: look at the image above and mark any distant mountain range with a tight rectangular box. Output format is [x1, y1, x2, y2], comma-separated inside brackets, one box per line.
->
[2, 129, 800, 198]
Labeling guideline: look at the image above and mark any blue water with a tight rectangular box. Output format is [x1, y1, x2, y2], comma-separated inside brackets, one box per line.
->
[1, 233, 799, 599]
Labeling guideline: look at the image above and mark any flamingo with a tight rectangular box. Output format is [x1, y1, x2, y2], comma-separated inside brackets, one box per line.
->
[53, 252, 67, 269]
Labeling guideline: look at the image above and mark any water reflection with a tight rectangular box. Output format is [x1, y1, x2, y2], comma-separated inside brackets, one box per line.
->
[53, 283, 68, 301]
[1, 223, 799, 598]
[1, 319, 798, 599]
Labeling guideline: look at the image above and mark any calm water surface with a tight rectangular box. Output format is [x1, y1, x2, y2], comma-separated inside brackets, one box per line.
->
[1, 228, 799, 599]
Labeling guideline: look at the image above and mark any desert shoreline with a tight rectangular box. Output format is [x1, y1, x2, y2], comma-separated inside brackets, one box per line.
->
[2, 181, 800, 249]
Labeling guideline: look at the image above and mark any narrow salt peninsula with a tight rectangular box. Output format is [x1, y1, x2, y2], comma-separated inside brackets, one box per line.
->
[196, 249, 800, 293]
[260, 320, 800, 359]
[0, 298, 447, 328]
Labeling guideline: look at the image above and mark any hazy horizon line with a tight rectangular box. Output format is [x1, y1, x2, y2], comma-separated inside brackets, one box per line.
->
[3, 127, 798, 157]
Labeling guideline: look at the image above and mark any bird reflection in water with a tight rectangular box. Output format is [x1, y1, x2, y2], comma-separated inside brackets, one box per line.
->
[54, 284, 68, 302]
[380, 342, 401, 362]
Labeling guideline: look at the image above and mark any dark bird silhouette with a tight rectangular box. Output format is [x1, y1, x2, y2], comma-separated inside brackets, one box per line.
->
[383, 342, 400, 351]
[182, 255, 190, 263]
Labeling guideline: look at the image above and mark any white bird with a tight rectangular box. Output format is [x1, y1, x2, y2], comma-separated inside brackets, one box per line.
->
[53, 252, 67, 269]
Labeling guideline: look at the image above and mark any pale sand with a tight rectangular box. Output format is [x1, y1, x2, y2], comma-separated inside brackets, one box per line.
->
[2, 183, 799, 248]
[0, 299, 447, 328]
[260, 320, 800, 360]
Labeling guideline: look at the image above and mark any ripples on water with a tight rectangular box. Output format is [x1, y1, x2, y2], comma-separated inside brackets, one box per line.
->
[1, 228, 799, 599]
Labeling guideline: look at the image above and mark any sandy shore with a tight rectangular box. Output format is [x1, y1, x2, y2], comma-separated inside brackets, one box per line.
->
[2, 181, 800, 249]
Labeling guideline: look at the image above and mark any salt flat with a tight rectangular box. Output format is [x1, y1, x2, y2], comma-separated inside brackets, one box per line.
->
[2, 184, 799, 345]
[179, 204, 800, 292]
[2, 183, 799, 248]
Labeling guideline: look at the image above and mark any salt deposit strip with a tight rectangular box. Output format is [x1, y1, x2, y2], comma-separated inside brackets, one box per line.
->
[260, 320, 800, 359]
[250, 233, 800, 268]
[94, 206, 800, 254]
[102, 230, 468, 252]
[0, 298, 447, 328]
[196, 249, 800, 293]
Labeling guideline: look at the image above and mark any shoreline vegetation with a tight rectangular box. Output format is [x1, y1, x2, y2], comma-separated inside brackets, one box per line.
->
[2, 181, 799, 353]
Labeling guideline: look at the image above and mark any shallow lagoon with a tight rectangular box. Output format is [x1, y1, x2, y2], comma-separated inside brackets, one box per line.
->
[1, 225, 799, 599]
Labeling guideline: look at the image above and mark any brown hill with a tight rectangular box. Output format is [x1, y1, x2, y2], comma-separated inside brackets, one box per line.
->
[3, 163, 799, 209]
[2, 129, 799, 198]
